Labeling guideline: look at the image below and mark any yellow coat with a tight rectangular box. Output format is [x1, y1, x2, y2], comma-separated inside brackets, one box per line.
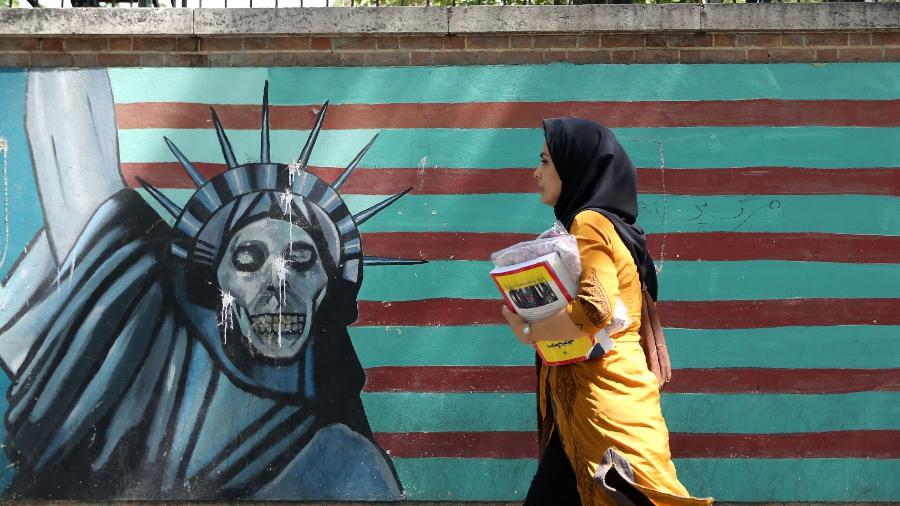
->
[538, 210, 713, 506]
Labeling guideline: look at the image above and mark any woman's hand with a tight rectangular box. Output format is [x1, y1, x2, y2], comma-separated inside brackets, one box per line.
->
[501, 305, 594, 345]
[501, 305, 533, 346]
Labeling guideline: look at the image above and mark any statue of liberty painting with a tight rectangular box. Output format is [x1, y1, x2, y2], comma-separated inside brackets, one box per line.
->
[0, 69, 416, 500]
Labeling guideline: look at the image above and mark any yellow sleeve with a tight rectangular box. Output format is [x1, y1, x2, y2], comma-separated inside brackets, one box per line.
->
[565, 211, 620, 335]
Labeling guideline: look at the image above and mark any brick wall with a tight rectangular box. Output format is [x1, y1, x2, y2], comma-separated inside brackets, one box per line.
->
[2, 31, 899, 67]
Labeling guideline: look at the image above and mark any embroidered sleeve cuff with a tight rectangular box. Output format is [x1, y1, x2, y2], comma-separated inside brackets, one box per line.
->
[567, 299, 604, 336]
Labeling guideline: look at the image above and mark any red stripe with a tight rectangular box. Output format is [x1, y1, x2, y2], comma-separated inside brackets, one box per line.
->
[365, 366, 536, 393]
[362, 232, 900, 264]
[672, 431, 900, 459]
[115, 100, 900, 129]
[375, 431, 539, 459]
[668, 368, 900, 394]
[645, 232, 900, 264]
[363, 232, 535, 261]
[363, 367, 900, 394]
[636, 167, 900, 197]
[121, 163, 900, 196]
[357, 298, 900, 328]
[373, 430, 900, 459]
[655, 299, 900, 329]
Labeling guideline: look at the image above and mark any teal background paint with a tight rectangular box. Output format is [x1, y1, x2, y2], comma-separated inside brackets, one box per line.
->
[350, 325, 900, 368]
[351, 326, 536, 367]
[110, 64, 900, 103]
[664, 326, 900, 369]
[358, 260, 900, 300]
[144, 190, 900, 236]
[3, 64, 900, 502]
[392, 458, 537, 501]
[391, 458, 900, 502]
[0, 70, 42, 283]
[676, 459, 900, 502]
[361, 391, 900, 433]
[120, 126, 900, 168]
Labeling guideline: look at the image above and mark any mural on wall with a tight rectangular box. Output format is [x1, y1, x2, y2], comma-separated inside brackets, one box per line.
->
[0, 69, 418, 500]
[0, 65, 897, 503]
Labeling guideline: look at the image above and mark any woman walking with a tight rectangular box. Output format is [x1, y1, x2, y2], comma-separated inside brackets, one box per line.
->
[501, 118, 712, 505]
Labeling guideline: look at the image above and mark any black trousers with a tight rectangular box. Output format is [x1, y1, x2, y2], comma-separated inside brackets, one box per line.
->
[524, 430, 656, 506]
[523, 431, 581, 505]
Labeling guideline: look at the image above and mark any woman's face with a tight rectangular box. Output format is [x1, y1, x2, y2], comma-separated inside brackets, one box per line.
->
[534, 143, 562, 206]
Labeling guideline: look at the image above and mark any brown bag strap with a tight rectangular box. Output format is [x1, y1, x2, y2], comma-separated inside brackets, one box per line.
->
[639, 284, 672, 391]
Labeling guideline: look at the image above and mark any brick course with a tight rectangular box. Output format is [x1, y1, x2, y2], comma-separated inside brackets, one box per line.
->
[97, 53, 141, 66]
[0, 37, 39, 51]
[110, 37, 134, 51]
[633, 48, 678, 64]
[40, 38, 64, 51]
[601, 34, 644, 48]
[1, 30, 898, 67]
[63, 37, 108, 52]
[465, 35, 510, 50]
[132, 37, 177, 51]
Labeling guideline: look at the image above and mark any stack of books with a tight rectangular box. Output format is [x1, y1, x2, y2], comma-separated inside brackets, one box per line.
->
[491, 252, 614, 366]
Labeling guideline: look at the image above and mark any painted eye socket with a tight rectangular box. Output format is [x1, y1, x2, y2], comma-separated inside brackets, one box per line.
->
[232, 241, 267, 272]
[285, 244, 317, 271]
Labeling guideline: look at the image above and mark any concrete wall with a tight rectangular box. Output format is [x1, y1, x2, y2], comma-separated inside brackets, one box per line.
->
[0, 4, 898, 503]
[0, 4, 900, 66]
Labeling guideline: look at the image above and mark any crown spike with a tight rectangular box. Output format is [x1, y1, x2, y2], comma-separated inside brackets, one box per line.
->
[210, 107, 238, 169]
[164, 137, 206, 187]
[135, 176, 182, 218]
[352, 188, 411, 226]
[333, 133, 378, 192]
[363, 256, 426, 266]
[260, 81, 271, 164]
[296, 101, 329, 171]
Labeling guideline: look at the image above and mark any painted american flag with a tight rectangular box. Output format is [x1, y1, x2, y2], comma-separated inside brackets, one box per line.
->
[28, 64, 900, 501]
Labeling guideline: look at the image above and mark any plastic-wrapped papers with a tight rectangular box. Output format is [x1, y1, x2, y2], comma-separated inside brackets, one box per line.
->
[490, 221, 582, 278]
[605, 298, 631, 336]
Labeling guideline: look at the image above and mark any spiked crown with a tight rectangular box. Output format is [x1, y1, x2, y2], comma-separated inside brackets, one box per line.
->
[137, 82, 421, 306]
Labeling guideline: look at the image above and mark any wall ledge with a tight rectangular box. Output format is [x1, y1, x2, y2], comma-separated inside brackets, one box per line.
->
[1, 3, 898, 37]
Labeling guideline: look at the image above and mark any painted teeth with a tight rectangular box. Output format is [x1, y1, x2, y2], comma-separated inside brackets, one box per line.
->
[250, 314, 306, 335]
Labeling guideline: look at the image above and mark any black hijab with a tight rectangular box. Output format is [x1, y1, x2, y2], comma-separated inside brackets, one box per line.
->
[542, 117, 658, 301]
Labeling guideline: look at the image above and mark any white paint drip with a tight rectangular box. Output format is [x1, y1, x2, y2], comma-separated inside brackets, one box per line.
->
[287, 161, 302, 185]
[622, 137, 668, 274]
[0, 139, 9, 273]
[278, 188, 294, 216]
[282, 165, 298, 262]
[272, 253, 291, 347]
[655, 140, 668, 274]
[219, 289, 236, 344]
[278, 158, 300, 350]
[280, 189, 295, 350]
[279, 187, 295, 256]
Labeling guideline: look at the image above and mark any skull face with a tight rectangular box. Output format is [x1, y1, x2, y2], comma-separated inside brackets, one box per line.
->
[216, 218, 328, 360]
